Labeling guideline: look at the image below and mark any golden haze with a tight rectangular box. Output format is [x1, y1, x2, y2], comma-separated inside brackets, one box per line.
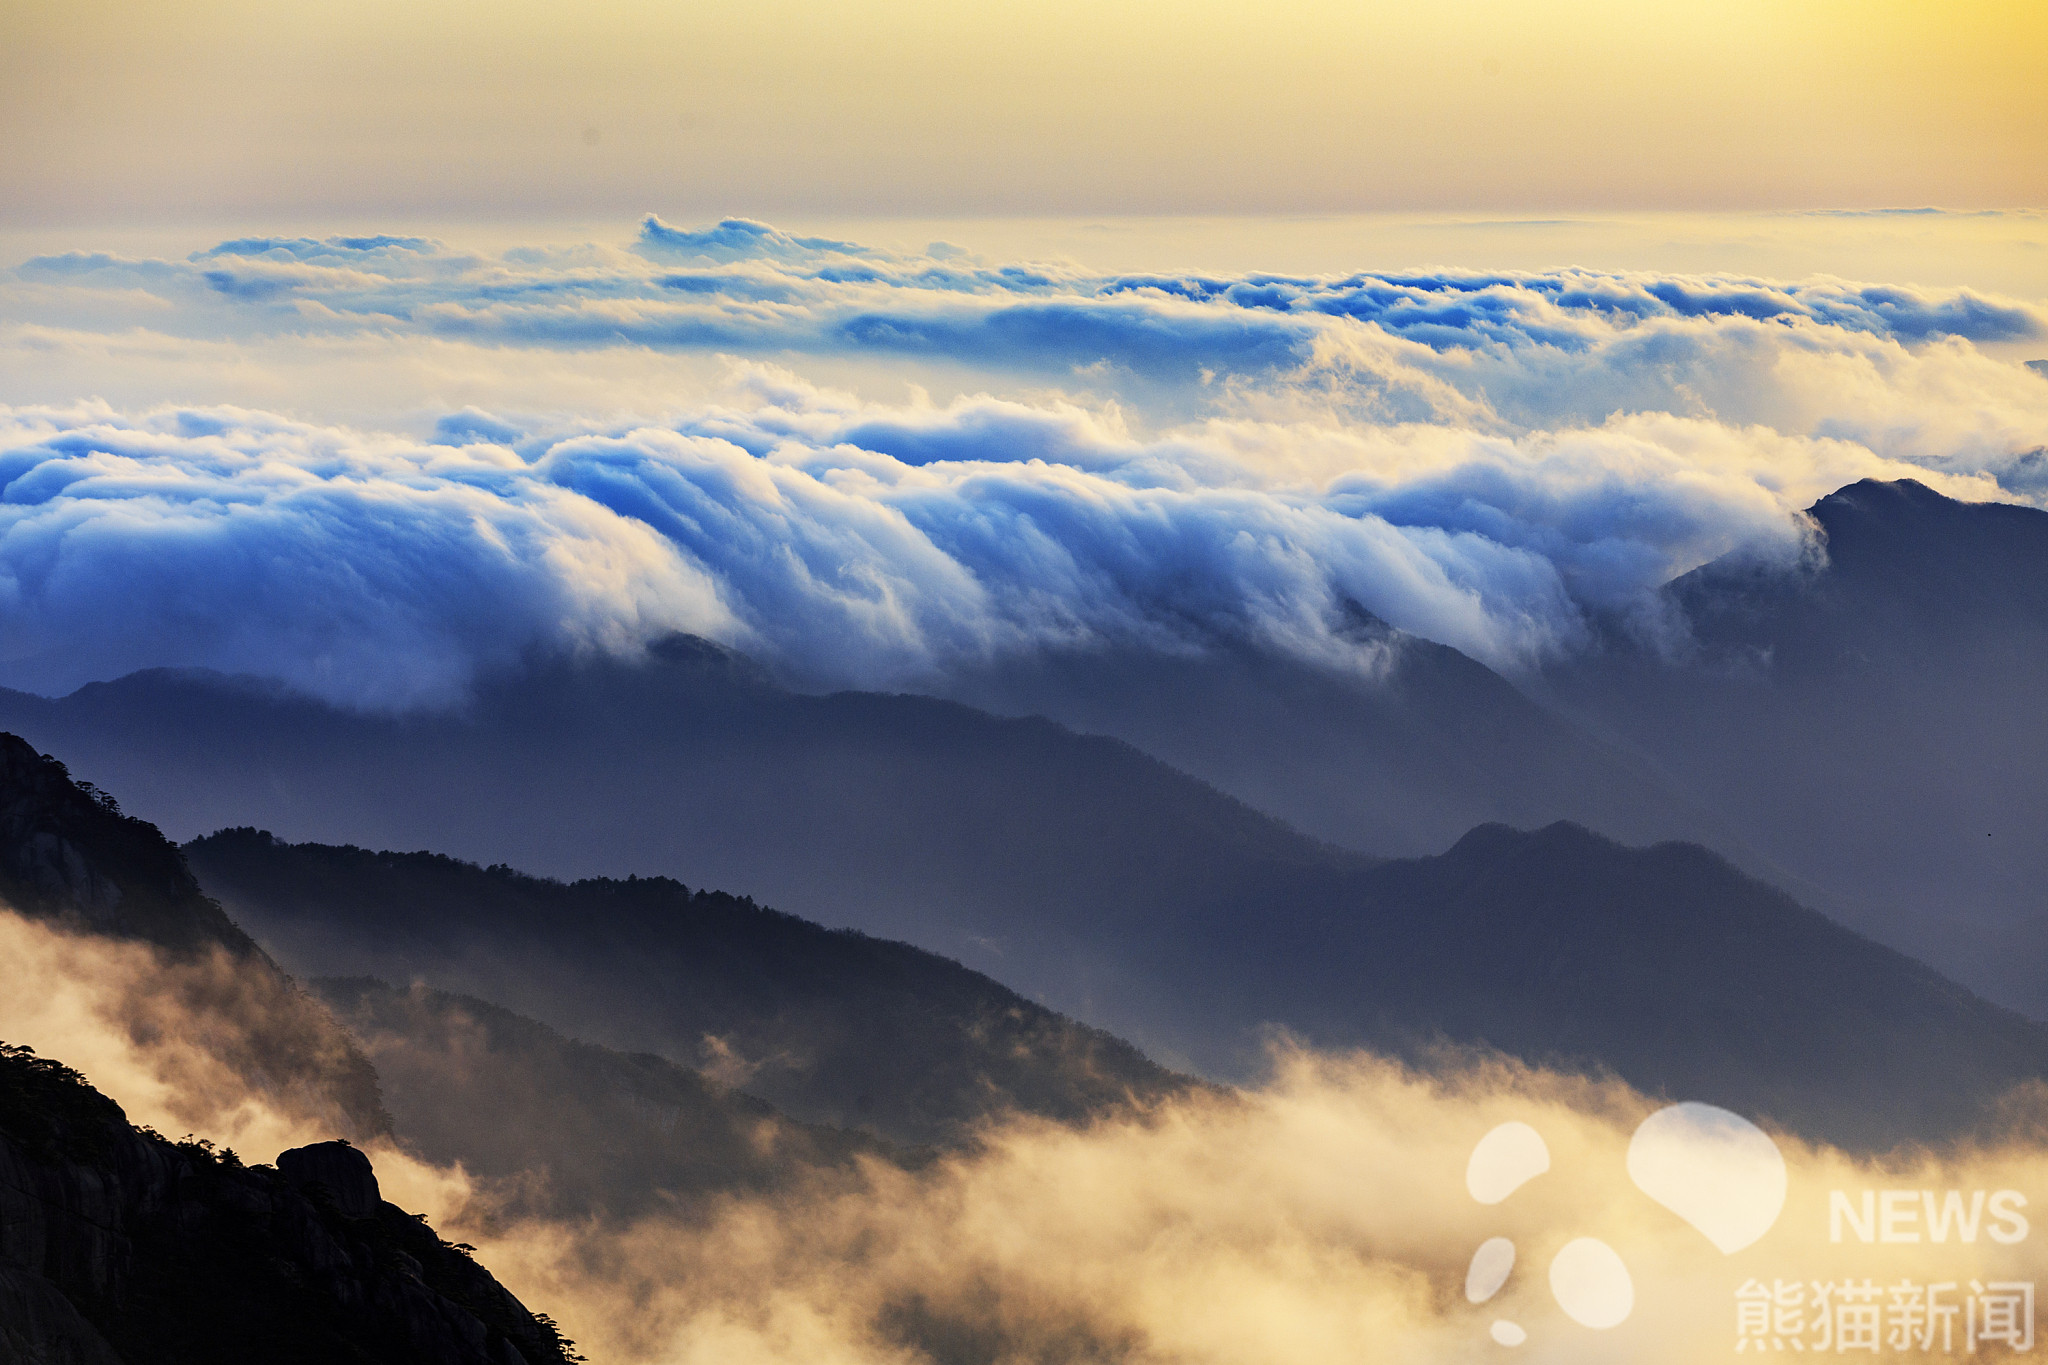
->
[2, 0, 2043, 218]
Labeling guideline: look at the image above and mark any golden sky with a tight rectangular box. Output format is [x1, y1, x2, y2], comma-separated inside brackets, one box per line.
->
[2, 0, 2044, 220]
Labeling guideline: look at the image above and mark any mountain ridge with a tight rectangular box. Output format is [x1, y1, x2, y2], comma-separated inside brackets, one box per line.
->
[1549, 477, 2048, 1018]
[185, 828, 1197, 1148]
[0, 733, 390, 1142]
[307, 976, 909, 1221]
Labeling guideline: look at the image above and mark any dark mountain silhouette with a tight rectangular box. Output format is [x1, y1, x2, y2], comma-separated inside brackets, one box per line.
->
[0, 1041, 576, 1365]
[1244, 821, 2048, 1148]
[186, 832, 1191, 1147]
[0, 730, 269, 956]
[191, 822, 2048, 1153]
[1548, 479, 2048, 1018]
[0, 734, 388, 1140]
[310, 977, 903, 1220]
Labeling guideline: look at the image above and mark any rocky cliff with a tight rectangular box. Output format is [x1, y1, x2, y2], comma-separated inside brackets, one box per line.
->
[0, 1040, 576, 1365]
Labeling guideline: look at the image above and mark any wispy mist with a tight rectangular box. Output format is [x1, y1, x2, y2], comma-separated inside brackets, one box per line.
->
[0, 908, 382, 1152]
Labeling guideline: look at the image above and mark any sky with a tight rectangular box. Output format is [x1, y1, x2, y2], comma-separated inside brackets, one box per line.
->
[3, 0, 2046, 221]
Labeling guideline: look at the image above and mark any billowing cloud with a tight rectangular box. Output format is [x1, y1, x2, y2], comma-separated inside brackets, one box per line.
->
[0, 382, 1993, 707]
[11, 217, 2044, 398]
[0, 403, 728, 708]
[1, 219, 2045, 705]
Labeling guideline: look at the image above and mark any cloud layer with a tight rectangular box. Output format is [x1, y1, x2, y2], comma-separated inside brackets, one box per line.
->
[0, 386, 1989, 707]
[2, 220, 2045, 705]
[14, 217, 2048, 474]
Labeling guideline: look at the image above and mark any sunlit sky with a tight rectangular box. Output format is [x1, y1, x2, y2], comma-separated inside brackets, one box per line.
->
[4, 0, 2044, 223]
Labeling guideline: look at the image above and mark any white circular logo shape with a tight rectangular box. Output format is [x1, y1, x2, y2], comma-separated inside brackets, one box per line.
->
[1548, 1237, 1635, 1329]
[1626, 1102, 1787, 1254]
[1466, 1237, 1516, 1303]
[1461, 1102, 1787, 1346]
[1466, 1121, 1551, 1205]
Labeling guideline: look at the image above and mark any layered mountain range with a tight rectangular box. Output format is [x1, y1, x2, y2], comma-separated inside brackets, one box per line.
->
[185, 830, 1189, 1149]
[0, 736, 1132, 1359]
[186, 816, 2048, 1152]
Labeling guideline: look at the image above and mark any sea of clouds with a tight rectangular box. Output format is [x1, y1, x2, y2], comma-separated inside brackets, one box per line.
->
[2, 218, 2045, 706]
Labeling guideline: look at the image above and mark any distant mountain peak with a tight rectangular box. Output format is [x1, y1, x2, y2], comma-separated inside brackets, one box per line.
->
[1441, 819, 1607, 860]
[642, 631, 774, 683]
[1815, 476, 1947, 509]
[1808, 476, 2046, 540]
[1808, 477, 1980, 535]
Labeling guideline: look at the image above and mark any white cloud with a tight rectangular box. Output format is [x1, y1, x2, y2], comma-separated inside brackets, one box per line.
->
[0, 404, 728, 708]
[0, 381, 1994, 706]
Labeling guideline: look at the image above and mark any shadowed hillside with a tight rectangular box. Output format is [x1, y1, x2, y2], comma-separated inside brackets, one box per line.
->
[941, 609, 1728, 859]
[1243, 821, 2048, 1148]
[1550, 479, 2048, 1017]
[0, 639, 1364, 1046]
[312, 978, 905, 1220]
[188, 831, 1193, 1148]
[191, 822, 2048, 1153]
[0, 731, 268, 955]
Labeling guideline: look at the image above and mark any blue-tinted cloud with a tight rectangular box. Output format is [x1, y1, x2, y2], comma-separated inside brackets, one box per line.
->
[636, 215, 874, 263]
[0, 405, 727, 708]
[13, 219, 2045, 469]
[0, 387, 1988, 708]
[194, 234, 439, 262]
[19, 220, 2041, 391]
